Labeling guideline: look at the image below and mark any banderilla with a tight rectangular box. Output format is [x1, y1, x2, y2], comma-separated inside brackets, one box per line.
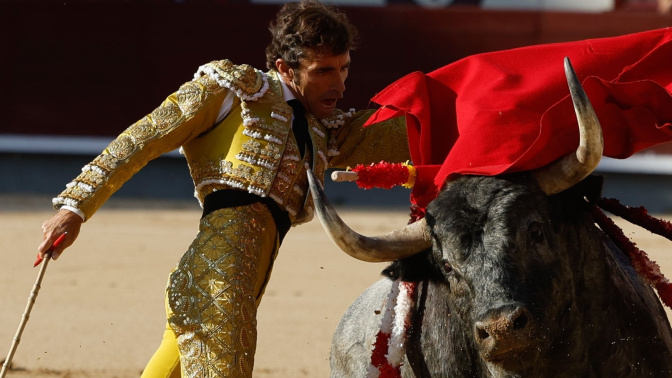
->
[0, 232, 68, 378]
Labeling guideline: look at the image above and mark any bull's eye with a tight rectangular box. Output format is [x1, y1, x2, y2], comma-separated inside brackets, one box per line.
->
[459, 233, 470, 248]
[529, 221, 544, 243]
[444, 261, 453, 273]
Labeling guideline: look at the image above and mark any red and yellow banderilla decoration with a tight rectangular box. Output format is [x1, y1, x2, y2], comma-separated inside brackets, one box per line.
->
[332, 161, 416, 190]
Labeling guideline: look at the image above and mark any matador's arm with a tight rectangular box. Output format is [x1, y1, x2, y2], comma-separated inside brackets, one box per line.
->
[53, 74, 230, 221]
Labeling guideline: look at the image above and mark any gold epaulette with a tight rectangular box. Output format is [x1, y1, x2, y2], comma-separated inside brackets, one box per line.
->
[193, 60, 269, 101]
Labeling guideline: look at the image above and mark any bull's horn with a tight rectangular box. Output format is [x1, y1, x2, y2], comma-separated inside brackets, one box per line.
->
[532, 57, 604, 195]
[307, 169, 431, 262]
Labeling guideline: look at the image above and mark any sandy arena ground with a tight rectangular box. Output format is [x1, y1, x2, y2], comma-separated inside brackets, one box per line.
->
[0, 194, 670, 377]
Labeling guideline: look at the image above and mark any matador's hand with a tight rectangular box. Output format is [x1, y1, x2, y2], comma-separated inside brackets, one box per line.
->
[38, 209, 83, 260]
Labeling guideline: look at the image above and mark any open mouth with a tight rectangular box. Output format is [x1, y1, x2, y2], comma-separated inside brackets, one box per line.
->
[321, 98, 338, 111]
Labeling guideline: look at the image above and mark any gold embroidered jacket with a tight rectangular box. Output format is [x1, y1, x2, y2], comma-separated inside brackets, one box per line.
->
[53, 60, 410, 225]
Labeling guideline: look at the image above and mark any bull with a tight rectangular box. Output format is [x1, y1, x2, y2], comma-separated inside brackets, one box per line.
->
[307, 59, 672, 377]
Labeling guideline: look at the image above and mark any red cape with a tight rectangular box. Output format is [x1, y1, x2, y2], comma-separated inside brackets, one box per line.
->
[366, 28, 672, 211]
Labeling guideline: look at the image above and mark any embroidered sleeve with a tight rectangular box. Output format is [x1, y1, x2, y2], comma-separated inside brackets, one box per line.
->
[52, 73, 230, 220]
[327, 109, 411, 168]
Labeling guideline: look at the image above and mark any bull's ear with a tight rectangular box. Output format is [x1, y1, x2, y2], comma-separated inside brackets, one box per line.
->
[382, 250, 444, 282]
[550, 175, 604, 220]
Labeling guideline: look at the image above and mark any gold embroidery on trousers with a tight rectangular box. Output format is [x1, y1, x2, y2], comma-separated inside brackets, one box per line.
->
[167, 204, 270, 377]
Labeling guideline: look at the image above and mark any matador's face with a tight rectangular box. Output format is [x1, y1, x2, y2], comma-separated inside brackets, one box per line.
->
[282, 50, 351, 119]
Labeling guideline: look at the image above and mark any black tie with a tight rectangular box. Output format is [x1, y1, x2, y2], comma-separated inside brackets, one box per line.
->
[287, 99, 312, 159]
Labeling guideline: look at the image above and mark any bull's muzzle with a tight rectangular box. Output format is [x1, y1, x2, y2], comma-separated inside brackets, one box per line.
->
[474, 304, 540, 370]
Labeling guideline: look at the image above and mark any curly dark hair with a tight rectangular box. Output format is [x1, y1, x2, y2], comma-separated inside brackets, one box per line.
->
[265, 0, 358, 71]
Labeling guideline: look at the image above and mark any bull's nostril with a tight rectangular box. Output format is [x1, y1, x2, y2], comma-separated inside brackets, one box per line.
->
[477, 327, 490, 340]
[513, 313, 528, 330]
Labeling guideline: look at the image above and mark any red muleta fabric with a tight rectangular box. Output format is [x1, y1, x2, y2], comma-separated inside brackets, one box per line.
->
[365, 28, 672, 211]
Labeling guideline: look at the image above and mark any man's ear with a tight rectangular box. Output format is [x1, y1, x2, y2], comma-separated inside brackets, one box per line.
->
[275, 59, 294, 82]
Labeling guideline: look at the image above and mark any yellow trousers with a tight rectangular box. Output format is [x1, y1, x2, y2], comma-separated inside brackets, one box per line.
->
[142, 203, 278, 378]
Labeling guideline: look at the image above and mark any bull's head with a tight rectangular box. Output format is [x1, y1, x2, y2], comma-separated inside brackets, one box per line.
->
[307, 57, 603, 263]
[421, 173, 604, 371]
